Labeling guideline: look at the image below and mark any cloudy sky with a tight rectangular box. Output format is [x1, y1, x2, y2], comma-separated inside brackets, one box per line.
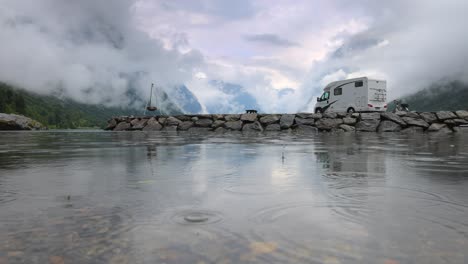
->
[1, 0, 468, 112]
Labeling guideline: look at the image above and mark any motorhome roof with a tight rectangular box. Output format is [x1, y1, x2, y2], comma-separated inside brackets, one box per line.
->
[323, 77, 386, 90]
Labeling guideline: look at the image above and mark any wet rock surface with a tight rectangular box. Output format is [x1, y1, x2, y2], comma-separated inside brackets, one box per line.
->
[107, 110, 468, 134]
[0, 113, 46, 130]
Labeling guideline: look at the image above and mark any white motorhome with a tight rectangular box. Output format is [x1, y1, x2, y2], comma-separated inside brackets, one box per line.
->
[314, 77, 387, 113]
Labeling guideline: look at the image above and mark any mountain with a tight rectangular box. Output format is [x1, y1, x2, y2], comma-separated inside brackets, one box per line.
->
[166, 85, 202, 114]
[207, 80, 261, 113]
[390, 80, 468, 112]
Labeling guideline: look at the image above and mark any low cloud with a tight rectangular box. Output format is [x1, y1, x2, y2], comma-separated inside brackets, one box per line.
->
[244, 34, 300, 47]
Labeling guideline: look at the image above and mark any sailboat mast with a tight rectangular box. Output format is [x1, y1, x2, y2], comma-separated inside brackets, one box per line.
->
[148, 83, 154, 106]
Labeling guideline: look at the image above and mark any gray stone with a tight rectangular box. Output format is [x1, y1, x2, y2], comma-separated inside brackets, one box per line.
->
[178, 121, 194, 131]
[0, 113, 46, 130]
[158, 117, 167, 125]
[315, 118, 343, 130]
[132, 119, 149, 130]
[403, 112, 420, 119]
[444, 119, 456, 125]
[212, 114, 225, 120]
[419, 112, 437, 123]
[377, 120, 402, 132]
[380, 112, 406, 126]
[212, 120, 225, 128]
[142, 118, 162, 131]
[166, 117, 182, 126]
[225, 114, 240, 121]
[191, 117, 199, 122]
[114, 122, 131, 131]
[453, 119, 468, 125]
[437, 126, 454, 134]
[188, 127, 212, 133]
[177, 115, 191, 121]
[240, 113, 258, 122]
[310, 113, 323, 119]
[339, 124, 355, 132]
[296, 113, 314, 119]
[224, 120, 243, 130]
[195, 118, 213, 127]
[355, 119, 380, 132]
[402, 126, 424, 133]
[394, 111, 407, 116]
[105, 119, 117, 130]
[351, 113, 360, 118]
[455, 110, 468, 119]
[259, 115, 280, 125]
[402, 117, 429, 128]
[330, 128, 345, 133]
[323, 112, 338, 119]
[280, 114, 295, 129]
[336, 112, 348, 118]
[295, 125, 318, 134]
[436, 111, 457, 120]
[427, 123, 448, 132]
[130, 119, 140, 126]
[214, 127, 226, 133]
[342, 117, 357, 125]
[294, 117, 315, 126]
[265, 124, 281, 131]
[242, 121, 263, 132]
[360, 112, 381, 120]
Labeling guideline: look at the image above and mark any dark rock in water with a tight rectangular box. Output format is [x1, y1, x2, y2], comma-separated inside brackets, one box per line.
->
[280, 114, 295, 129]
[132, 119, 149, 130]
[224, 120, 243, 131]
[214, 127, 226, 133]
[114, 122, 131, 131]
[195, 119, 213, 127]
[0, 113, 46, 130]
[323, 112, 337, 119]
[342, 117, 357, 125]
[294, 117, 315, 126]
[242, 121, 263, 132]
[212, 120, 225, 128]
[295, 125, 318, 134]
[265, 124, 281, 131]
[427, 123, 448, 132]
[178, 121, 194, 131]
[378, 120, 402, 132]
[402, 126, 424, 133]
[105, 119, 118, 130]
[315, 118, 343, 130]
[188, 127, 212, 133]
[455, 110, 468, 119]
[225, 114, 240, 121]
[419, 112, 437, 123]
[436, 111, 457, 120]
[356, 119, 380, 132]
[402, 117, 429, 128]
[166, 117, 182, 126]
[259, 115, 280, 125]
[158, 117, 167, 125]
[142, 118, 162, 131]
[240, 113, 258, 122]
[380, 112, 406, 126]
[360, 112, 381, 120]
[339, 124, 355, 132]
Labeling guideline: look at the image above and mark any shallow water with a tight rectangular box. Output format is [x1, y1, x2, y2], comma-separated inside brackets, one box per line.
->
[0, 130, 468, 263]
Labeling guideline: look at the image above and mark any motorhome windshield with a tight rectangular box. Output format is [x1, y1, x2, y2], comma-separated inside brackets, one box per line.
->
[319, 91, 330, 101]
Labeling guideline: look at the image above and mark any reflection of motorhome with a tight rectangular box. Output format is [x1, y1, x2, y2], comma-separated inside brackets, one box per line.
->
[314, 77, 387, 113]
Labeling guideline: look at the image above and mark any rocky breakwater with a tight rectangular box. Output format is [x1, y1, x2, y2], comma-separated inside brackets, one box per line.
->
[106, 110, 468, 134]
[0, 113, 46, 130]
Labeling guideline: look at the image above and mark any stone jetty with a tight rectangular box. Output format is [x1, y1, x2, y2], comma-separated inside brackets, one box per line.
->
[106, 110, 468, 134]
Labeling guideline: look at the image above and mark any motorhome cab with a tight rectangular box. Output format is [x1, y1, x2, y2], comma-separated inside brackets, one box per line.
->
[315, 77, 387, 113]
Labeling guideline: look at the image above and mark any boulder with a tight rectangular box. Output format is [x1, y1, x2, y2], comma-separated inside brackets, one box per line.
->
[323, 112, 338, 119]
[402, 126, 424, 133]
[403, 112, 420, 119]
[177, 115, 191, 121]
[310, 113, 323, 119]
[419, 112, 437, 123]
[105, 119, 117, 130]
[360, 112, 381, 120]
[242, 121, 263, 132]
[158, 117, 167, 125]
[453, 119, 468, 125]
[355, 119, 380, 132]
[295, 125, 318, 134]
[444, 119, 456, 125]
[342, 117, 357, 125]
[212, 120, 225, 128]
[114, 122, 131, 131]
[142, 118, 162, 131]
[427, 123, 448, 132]
[336, 112, 348, 118]
[188, 127, 212, 133]
[225, 114, 241, 121]
[265, 124, 281, 131]
[436, 111, 457, 120]
[280, 114, 295, 129]
[212, 114, 225, 120]
[240, 113, 258, 122]
[132, 119, 149, 130]
[394, 111, 407, 117]
[191, 117, 199, 122]
[296, 113, 314, 119]
[0, 113, 46, 130]
[294, 117, 315, 126]
[259, 115, 280, 125]
[315, 118, 343, 130]
[402, 117, 429, 128]
[166, 117, 182, 126]
[455, 110, 468, 119]
[339, 124, 355, 132]
[380, 112, 406, 126]
[178, 121, 194, 131]
[224, 120, 243, 130]
[214, 127, 226, 133]
[351, 113, 360, 118]
[195, 118, 213, 127]
[377, 120, 402, 132]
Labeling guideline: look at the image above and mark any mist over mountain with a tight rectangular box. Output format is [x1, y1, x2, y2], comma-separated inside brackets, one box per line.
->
[205, 81, 262, 113]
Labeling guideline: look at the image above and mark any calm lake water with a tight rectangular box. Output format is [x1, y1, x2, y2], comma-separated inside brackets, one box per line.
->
[0, 131, 468, 263]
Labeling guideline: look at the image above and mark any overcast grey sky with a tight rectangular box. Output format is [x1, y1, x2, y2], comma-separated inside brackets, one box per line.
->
[1, 0, 467, 112]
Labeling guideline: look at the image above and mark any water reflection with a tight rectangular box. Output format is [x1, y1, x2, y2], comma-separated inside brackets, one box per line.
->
[0, 131, 467, 263]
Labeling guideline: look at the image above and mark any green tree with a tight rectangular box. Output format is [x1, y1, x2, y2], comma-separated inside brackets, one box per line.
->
[15, 94, 26, 114]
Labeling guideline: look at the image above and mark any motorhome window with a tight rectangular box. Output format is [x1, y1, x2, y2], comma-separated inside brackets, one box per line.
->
[334, 87, 342, 96]
[324, 92, 330, 100]
[355, 81, 363, 87]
